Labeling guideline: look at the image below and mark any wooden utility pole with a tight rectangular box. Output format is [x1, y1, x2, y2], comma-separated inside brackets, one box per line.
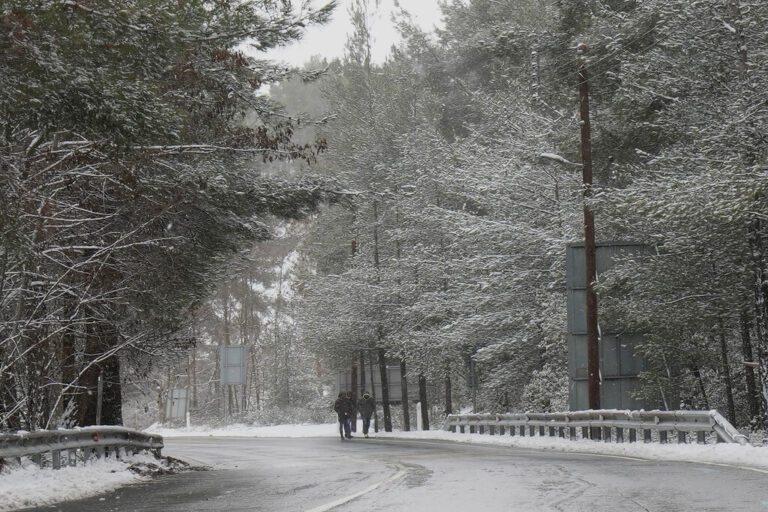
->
[578, 44, 600, 412]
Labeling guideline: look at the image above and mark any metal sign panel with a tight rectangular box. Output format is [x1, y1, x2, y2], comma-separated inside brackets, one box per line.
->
[220, 345, 247, 386]
[566, 242, 651, 411]
[166, 388, 187, 420]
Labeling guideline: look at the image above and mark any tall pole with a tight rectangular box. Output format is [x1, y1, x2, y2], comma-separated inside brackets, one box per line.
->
[578, 44, 600, 411]
[95, 372, 103, 426]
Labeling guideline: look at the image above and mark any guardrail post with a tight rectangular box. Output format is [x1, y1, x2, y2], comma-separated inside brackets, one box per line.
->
[423, 410, 744, 446]
[32, 454, 42, 466]
[52, 450, 61, 470]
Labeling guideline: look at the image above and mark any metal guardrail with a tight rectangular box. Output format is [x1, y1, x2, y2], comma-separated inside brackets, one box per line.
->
[0, 426, 164, 469]
[444, 409, 749, 445]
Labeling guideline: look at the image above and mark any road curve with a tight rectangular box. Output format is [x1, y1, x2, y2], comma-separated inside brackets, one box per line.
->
[28, 436, 768, 511]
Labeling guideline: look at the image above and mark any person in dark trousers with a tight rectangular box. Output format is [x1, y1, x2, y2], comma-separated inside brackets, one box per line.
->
[333, 391, 353, 440]
[358, 390, 375, 438]
[343, 391, 355, 438]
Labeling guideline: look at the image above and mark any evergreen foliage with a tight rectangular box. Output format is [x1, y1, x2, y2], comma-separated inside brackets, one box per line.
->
[0, 0, 337, 430]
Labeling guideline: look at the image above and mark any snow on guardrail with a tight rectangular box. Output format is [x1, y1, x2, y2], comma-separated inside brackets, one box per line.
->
[443, 409, 749, 445]
[0, 426, 164, 470]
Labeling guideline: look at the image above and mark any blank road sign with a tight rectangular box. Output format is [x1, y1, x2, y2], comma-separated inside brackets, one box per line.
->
[166, 388, 187, 419]
[221, 345, 247, 385]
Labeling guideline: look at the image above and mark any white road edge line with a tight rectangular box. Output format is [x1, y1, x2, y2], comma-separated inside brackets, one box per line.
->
[304, 465, 408, 512]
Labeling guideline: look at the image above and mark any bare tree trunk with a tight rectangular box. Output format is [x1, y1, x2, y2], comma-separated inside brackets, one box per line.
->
[191, 344, 198, 409]
[369, 350, 378, 433]
[418, 374, 429, 430]
[741, 311, 762, 425]
[400, 359, 410, 431]
[359, 351, 366, 395]
[59, 327, 77, 425]
[350, 363, 358, 432]
[718, 319, 737, 425]
[444, 370, 453, 416]
[691, 364, 710, 410]
[377, 347, 392, 432]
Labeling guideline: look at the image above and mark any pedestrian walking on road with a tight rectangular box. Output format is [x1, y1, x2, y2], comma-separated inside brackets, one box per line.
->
[343, 392, 355, 438]
[333, 391, 353, 440]
[358, 391, 375, 438]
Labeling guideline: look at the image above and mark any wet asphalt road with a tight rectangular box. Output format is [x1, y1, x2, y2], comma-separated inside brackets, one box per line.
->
[28, 435, 768, 512]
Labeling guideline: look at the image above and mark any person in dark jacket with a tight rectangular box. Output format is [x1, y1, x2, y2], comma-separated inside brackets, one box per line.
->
[357, 391, 375, 438]
[333, 391, 353, 440]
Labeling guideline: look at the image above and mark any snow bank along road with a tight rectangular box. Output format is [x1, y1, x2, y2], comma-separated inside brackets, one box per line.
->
[27, 436, 768, 511]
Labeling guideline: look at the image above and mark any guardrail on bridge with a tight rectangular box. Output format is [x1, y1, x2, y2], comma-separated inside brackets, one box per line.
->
[444, 410, 748, 445]
[0, 426, 164, 469]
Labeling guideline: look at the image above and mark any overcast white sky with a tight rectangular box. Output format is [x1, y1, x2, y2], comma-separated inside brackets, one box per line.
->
[262, 0, 445, 66]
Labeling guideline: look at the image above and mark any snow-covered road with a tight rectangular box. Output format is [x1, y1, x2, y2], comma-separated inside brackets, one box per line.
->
[25, 435, 768, 511]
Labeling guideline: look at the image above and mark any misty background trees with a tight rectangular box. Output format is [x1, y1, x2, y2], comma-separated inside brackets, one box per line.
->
[2, 0, 768, 433]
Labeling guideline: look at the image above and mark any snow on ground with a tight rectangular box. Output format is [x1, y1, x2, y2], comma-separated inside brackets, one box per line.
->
[5, 421, 767, 511]
[386, 429, 768, 473]
[146, 421, 338, 438]
[0, 453, 156, 512]
[148, 420, 768, 473]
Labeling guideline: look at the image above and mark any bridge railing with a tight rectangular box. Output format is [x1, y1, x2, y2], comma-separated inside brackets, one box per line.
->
[443, 409, 748, 445]
[0, 426, 164, 469]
